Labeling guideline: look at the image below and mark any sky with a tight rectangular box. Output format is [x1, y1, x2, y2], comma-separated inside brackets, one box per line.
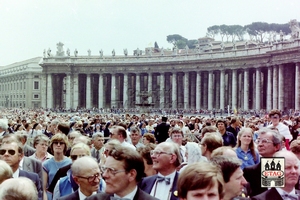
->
[0, 0, 299, 66]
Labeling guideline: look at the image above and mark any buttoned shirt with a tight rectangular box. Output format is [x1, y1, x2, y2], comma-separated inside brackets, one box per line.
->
[78, 187, 97, 200]
[150, 171, 176, 200]
[114, 186, 137, 200]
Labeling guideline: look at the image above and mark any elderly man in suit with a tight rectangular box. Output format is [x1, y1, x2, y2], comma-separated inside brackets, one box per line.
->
[252, 150, 300, 200]
[90, 133, 105, 163]
[58, 156, 105, 200]
[243, 128, 282, 197]
[0, 141, 43, 199]
[87, 144, 158, 200]
[139, 142, 182, 200]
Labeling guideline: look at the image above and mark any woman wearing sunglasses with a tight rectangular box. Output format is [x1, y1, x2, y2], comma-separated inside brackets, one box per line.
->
[42, 133, 72, 200]
[52, 142, 106, 199]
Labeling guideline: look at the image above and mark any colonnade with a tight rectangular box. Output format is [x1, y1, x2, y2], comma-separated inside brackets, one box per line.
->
[41, 62, 300, 111]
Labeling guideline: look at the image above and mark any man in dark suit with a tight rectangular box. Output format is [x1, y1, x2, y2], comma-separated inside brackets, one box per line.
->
[87, 145, 158, 200]
[252, 150, 300, 200]
[154, 116, 170, 143]
[139, 142, 182, 200]
[0, 141, 43, 200]
[58, 156, 105, 200]
[243, 128, 282, 197]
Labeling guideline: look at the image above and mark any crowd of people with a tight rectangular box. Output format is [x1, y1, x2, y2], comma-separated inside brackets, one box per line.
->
[0, 107, 300, 199]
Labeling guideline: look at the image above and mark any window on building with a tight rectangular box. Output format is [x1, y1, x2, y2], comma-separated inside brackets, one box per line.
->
[34, 81, 39, 90]
[34, 75, 39, 78]
[34, 94, 39, 99]
[20, 82, 22, 89]
[24, 82, 26, 89]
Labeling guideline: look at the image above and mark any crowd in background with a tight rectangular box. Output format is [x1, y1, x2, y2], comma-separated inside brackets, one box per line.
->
[0, 107, 300, 199]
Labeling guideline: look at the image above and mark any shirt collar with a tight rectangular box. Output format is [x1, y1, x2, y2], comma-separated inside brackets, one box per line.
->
[114, 186, 137, 200]
[78, 187, 97, 200]
[13, 168, 20, 178]
[276, 187, 296, 196]
[19, 157, 24, 170]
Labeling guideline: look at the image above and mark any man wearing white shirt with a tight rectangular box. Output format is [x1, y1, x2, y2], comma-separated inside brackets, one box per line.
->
[139, 142, 182, 200]
[86, 145, 158, 200]
[267, 109, 292, 149]
[109, 125, 135, 150]
[0, 118, 8, 137]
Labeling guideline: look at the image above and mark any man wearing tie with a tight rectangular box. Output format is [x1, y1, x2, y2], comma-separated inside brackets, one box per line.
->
[86, 144, 158, 200]
[91, 133, 105, 163]
[139, 142, 182, 200]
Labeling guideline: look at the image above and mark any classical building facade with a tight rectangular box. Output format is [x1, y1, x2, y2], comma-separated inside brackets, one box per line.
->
[0, 57, 43, 108]
[40, 39, 300, 111]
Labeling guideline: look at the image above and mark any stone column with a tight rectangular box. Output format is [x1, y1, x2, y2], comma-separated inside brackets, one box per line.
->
[220, 70, 225, 110]
[160, 73, 165, 108]
[243, 69, 249, 110]
[65, 73, 71, 110]
[148, 73, 152, 104]
[273, 65, 278, 109]
[172, 72, 177, 109]
[184, 72, 189, 109]
[47, 73, 53, 108]
[136, 73, 140, 105]
[86, 74, 91, 108]
[73, 74, 78, 109]
[123, 74, 128, 109]
[111, 73, 116, 108]
[208, 71, 213, 110]
[267, 67, 273, 111]
[232, 69, 237, 110]
[98, 73, 104, 108]
[255, 68, 261, 110]
[296, 63, 300, 110]
[278, 64, 284, 110]
[41, 74, 47, 108]
[196, 71, 201, 110]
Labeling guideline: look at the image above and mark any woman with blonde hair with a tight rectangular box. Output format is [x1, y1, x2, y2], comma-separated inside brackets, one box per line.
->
[235, 127, 260, 169]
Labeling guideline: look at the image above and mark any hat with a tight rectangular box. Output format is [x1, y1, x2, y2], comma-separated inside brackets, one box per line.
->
[162, 116, 168, 122]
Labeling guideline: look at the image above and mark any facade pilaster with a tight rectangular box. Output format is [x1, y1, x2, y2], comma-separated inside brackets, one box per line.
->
[123, 74, 128, 109]
[220, 70, 225, 110]
[172, 72, 177, 109]
[208, 71, 213, 110]
[136, 73, 140, 105]
[86, 74, 91, 108]
[296, 63, 300, 110]
[65, 73, 71, 110]
[73, 74, 78, 109]
[196, 71, 201, 110]
[41, 74, 47, 108]
[111, 73, 116, 108]
[272, 65, 278, 109]
[184, 72, 189, 109]
[148, 73, 152, 104]
[243, 69, 249, 110]
[278, 64, 284, 110]
[255, 68, 261, 110]
[160, 73, 165, 108]
[47, 73, 53, 108]
[232, 69, 237, 110]
[267, 67, 273, 111]
[98, 73, 104, 108]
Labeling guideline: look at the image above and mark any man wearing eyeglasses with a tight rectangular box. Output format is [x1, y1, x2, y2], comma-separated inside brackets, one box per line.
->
[58, 156, 105, 200]
[86, 144, 158, 200]
[139, 142, 182, 200]
[0, 141, 43, 200]
[243, 128, 282, 197]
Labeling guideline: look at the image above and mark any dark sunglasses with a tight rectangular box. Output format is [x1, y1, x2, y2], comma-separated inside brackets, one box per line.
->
[53, 141, 66, 145]
[70, 154, 86, 160]
[0, 149, 16, 156]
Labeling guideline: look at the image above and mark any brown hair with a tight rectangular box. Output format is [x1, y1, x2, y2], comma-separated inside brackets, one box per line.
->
[178, 161, 224, 199]
[201, 132, 223, 153]
[50, 133, 69, 154]
[143, 133, 156, 144]
[136, 143, 156, 165]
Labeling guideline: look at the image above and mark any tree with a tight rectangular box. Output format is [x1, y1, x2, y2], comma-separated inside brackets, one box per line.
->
[245, 22, 269, 42]
[187, 39, 198, 49]
[219, 24, 228, 42]
[207, 25, 219, 39]
[166, 34, 187, 45]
